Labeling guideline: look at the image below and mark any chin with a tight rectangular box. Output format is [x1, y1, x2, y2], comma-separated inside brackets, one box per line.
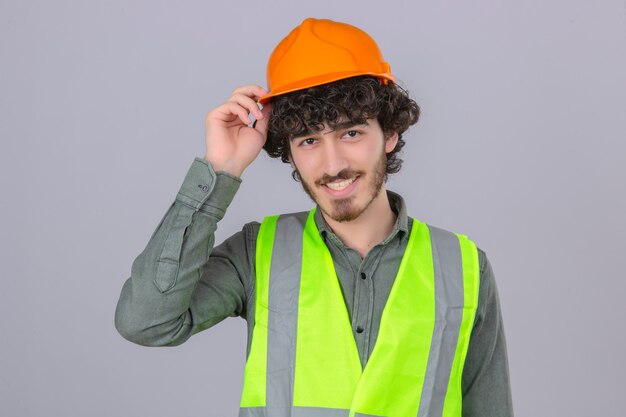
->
[321, 197, 367, 223]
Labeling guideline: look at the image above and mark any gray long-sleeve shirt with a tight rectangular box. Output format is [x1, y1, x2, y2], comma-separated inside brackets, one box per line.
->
[115, 157, 514, 416]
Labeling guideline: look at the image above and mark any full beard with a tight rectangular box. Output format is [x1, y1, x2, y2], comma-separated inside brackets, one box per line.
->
[298, 151, 387, 223]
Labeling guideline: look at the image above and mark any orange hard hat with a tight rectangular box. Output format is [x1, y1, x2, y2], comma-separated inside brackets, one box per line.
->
[258, 18, 396, 104]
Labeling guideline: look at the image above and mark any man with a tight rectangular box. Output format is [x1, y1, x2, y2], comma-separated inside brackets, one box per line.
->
[115, 18, 513, 417]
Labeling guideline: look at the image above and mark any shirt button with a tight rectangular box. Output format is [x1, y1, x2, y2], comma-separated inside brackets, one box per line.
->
[356, 326, 364, 334]
[360, 272, 366, 280]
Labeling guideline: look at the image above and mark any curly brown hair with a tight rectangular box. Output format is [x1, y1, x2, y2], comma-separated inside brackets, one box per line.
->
[264, 75, 420, 181]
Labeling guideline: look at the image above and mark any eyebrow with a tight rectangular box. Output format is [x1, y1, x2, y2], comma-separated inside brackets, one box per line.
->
[290, 121, 370, 142]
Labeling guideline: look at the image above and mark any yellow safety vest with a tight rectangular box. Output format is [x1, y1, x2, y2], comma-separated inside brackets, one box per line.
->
[239, 209, 480, 417]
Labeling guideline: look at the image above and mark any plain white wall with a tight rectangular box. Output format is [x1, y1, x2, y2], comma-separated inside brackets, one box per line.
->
[1, 0, 625, 416]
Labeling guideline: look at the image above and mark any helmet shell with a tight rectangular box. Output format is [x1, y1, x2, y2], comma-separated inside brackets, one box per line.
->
[258, 18, 396, 104]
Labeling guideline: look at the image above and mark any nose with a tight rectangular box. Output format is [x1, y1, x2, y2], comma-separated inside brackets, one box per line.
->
[321, 138, 349, 177]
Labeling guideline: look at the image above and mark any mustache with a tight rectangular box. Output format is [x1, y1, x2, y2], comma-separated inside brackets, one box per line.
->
[315, 169, 363, 186]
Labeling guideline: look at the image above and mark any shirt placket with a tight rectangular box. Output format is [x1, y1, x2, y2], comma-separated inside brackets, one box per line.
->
[338, 244, 384, 369]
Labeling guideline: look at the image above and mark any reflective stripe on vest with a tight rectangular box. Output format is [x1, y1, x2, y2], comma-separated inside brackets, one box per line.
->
[240, 209, 480, 417]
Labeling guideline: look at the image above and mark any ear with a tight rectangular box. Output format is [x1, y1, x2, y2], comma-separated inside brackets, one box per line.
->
[384, 131, 399, 153]
[287, 148, 295, 169]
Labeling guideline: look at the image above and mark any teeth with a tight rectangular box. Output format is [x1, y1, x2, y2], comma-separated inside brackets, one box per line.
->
[325, 177, 356, 191]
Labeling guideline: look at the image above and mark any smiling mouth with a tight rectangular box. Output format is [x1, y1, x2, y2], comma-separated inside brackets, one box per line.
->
[323, 176, 359, 191]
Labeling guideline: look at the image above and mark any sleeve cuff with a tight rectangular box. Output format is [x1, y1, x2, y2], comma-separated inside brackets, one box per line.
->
[176, 157, 242, 219]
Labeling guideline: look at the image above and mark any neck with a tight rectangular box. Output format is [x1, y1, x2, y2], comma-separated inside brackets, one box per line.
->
[322, 187, 397, 259]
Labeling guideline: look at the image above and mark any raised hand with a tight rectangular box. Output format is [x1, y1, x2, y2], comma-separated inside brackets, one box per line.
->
[204, 85, 272, 177]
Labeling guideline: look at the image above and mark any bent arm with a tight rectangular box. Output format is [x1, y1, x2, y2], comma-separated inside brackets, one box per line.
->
[114, 157, 249, 346]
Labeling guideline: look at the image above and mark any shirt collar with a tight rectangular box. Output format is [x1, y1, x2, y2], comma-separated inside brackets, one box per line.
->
[313, 190, 409, 245]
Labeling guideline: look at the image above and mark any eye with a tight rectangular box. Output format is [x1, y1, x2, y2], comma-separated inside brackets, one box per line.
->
[343, 130, 360, 138]
[298, 138, 317, 147]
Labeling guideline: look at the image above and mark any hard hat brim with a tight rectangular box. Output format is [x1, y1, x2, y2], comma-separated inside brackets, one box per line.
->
[258, 71, 396, 105]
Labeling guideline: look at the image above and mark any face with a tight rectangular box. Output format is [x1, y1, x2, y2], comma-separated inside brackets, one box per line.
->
[289, 118, 398, 223]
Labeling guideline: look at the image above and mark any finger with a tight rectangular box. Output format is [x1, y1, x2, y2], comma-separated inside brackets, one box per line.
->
[213, 102, 251, 125]
[227, 93, 263, 119]
[231, 85, 268, 101]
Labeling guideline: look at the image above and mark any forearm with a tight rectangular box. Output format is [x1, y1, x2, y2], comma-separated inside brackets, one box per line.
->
[114, 157, 242, 346]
